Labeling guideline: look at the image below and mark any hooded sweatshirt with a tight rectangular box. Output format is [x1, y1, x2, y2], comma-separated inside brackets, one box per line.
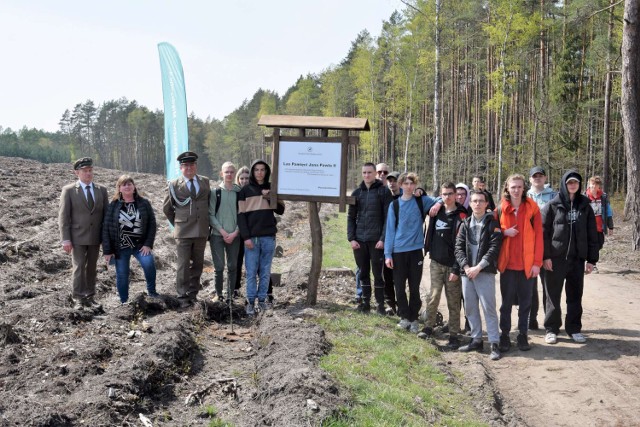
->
[541, 170, 599, 264]
[456, 183, 470, 212]
[527, 184, 557, 209]
[237, 160, 285, 240]
[424, 202, 467, 273]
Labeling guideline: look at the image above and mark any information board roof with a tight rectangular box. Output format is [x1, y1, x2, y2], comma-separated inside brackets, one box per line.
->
[258, 115, 369, 131]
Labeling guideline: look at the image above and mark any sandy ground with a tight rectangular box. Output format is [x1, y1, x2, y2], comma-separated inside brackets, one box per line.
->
[427, 245, 640, 427]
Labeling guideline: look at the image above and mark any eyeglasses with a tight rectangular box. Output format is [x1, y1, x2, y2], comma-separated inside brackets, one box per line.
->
[441, 192, 454, 197]
[377, 170, 389, 175]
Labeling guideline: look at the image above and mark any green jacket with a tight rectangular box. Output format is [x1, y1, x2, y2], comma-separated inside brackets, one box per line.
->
[208, 182, 240, 236]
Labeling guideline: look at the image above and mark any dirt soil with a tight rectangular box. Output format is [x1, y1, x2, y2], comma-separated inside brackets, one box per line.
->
[1, 156, 639, 426]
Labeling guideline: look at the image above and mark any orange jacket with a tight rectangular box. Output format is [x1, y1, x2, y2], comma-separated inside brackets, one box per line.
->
[496, 198, 543, 278]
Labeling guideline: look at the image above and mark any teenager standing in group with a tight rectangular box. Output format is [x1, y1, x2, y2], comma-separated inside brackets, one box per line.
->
[541, 171, 599, 344]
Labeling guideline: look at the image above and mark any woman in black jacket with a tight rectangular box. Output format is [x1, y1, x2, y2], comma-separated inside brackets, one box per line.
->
[454, 190, 503, 360]
[541, 170, 599, 345]
[103, 175, 158, 303]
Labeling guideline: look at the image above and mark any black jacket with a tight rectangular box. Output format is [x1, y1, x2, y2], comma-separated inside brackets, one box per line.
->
[541, 170, 599, 264]
[237, 160, 285, 240]
[347, 180, 393, 242]
[425, 203, 467, 273]
[455, 212, 503, 275]
[102, 196, 156, 257]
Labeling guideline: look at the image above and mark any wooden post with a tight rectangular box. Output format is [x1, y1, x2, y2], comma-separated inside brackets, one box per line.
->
[307, 201, 322, 305]
[270, 127, 280, 209]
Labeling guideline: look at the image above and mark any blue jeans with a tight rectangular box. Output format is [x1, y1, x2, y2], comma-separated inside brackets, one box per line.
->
[115, 247, 157, 303]
[355, 267, 362, 297]
[244, 236, 275, 304]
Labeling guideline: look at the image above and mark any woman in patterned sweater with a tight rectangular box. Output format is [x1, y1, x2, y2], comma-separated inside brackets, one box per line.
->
[102, 175, 158, 303]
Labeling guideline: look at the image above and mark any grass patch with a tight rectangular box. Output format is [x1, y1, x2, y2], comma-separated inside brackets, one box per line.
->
[322, 211, 354, 269]
[314, 311, 486, 426]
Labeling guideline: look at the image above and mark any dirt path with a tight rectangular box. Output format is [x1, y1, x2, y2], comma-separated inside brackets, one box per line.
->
[429, 264, 640, 426]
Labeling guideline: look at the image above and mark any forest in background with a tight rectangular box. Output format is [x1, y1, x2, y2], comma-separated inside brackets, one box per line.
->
[0, 0, 625, 194]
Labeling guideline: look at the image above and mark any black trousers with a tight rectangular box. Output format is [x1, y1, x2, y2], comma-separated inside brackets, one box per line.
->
[529, 269, 547, 322]
[544, 257, 585, 335]
[383, 264, 396, 308]
[353, 241, 385, 306]
[499, 269, 534, 335]
[392, 250, 424, 322]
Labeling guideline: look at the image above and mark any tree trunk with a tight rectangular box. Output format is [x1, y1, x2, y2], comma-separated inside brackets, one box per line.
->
[307, 202, 322, 305]
[432, 0, 441, 192]
[603, 0, 616, 194]
[622, 0, 640, 249]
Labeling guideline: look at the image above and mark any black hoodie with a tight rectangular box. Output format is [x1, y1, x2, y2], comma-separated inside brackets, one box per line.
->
[540, 170, 599, 264]
[425, 202, 468, 273]
[237, 160, 285, 240]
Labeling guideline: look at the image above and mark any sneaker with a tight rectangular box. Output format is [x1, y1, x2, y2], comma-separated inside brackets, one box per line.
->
[72, 300, 84, 310]
[409, 321, 420, 334]
[397, 318, 411, 330]
[376, 304, 387, 316]
[417, 326, 434, 339]
[233, 289, 242, 299]
[490, 343, 501, 360]
[529, 320, 539, 330]
[517, 333, 531, 351]
[459, 340, 483, 352]
[385, 305, 397, 316]
[352, 296, 363, 305]
[258, 301, 272, 311]
[499, 334, 511, 352]
[545, 332, 558, 344]
[356, 301, 371, 313]
[571, 333, 587, 343]
[245, 304, 256, 316]
[148, 292, 160, 299]
[447, 336, 461, 350]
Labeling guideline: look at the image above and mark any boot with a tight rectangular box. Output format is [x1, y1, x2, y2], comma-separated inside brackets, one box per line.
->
[356, 300, 371, 313]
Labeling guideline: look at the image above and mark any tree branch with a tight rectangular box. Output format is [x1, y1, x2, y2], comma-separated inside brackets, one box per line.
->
[588, 0, 624, 20]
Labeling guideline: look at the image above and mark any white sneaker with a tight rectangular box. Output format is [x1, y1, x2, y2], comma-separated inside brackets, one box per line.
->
[397, 318, 411, 330]
[409, 321, 420, 334]
[571, 333, 587, 343]
[545, 332, 557, 344]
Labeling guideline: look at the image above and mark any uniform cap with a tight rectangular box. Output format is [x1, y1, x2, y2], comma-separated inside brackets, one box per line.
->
[177, 151, 198, 163]
[73, 157, 93, 170]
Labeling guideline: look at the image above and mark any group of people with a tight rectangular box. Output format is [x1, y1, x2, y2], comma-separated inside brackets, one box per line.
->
[58, 152, 284, 316]
[348, 162, 614, 361]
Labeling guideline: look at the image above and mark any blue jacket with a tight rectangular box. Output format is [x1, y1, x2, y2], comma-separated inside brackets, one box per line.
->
[384, 195, 438, 258]
[527, 185, 557, 209]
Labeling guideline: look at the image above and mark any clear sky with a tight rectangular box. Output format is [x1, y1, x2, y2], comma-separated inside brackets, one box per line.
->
[0, 0, 401, 133]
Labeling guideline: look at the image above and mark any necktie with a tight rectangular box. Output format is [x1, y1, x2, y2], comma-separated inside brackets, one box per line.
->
[85, 185, 95, 210]
[189, 179, 197, 199]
